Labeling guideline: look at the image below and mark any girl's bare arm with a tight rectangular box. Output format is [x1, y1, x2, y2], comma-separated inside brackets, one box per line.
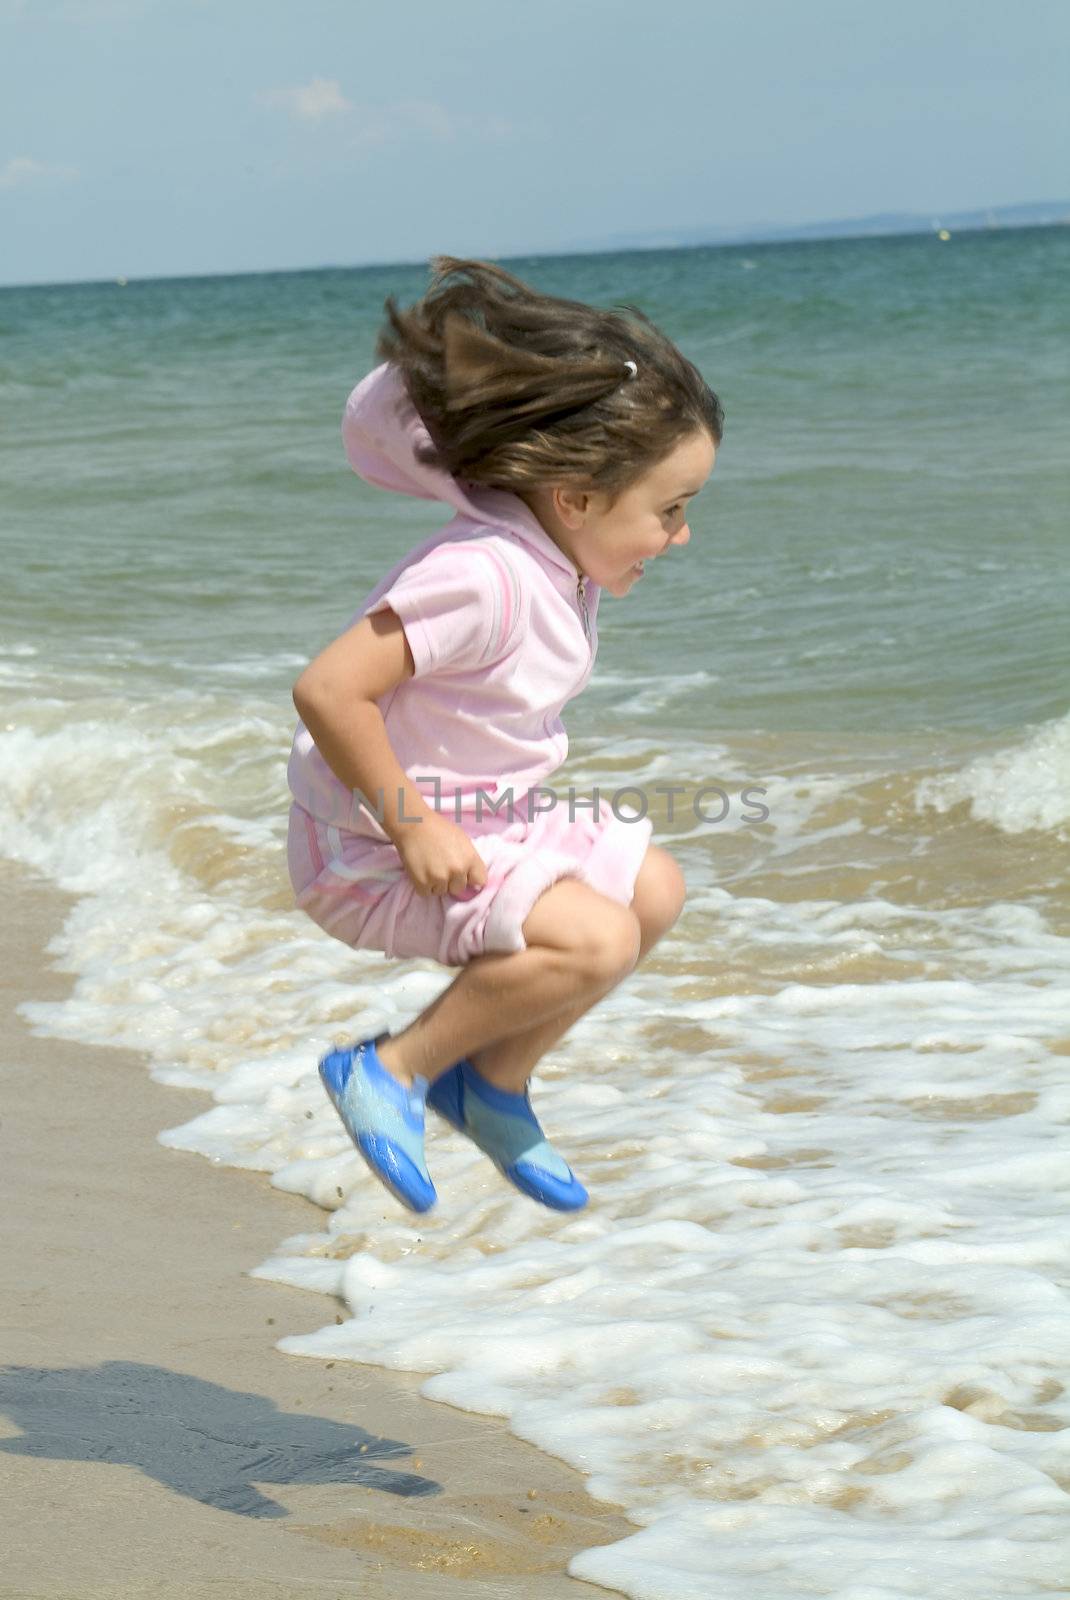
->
[293, 610, 487, 897]
[292, 608, 429, 843]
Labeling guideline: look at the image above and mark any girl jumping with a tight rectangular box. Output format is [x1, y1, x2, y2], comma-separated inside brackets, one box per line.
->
[287, 257, 722, 1215]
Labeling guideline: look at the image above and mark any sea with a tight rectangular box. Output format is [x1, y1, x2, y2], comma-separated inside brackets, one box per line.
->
[2, 227, 1068, 1599]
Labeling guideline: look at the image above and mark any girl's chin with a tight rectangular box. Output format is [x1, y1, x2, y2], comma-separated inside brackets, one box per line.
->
[606, 568, 642, 596]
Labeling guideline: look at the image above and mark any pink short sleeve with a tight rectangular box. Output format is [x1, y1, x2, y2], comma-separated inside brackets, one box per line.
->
[364, 543, 514, 677]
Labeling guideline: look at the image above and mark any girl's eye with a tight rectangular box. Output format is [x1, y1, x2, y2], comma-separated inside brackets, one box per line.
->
[664, 504, 681, 517]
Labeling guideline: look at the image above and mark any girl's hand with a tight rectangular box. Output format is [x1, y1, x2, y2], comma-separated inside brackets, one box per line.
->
[393, 810, 489, 899]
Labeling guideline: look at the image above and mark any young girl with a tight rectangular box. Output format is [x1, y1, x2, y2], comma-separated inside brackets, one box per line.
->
[287, 257, 722, 1216]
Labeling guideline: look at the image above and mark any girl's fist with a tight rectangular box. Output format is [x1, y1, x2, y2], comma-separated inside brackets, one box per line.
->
[394, 811, 488, 899]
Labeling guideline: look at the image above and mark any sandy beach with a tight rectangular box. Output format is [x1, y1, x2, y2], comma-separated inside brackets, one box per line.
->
[0, 858, 632, 1599]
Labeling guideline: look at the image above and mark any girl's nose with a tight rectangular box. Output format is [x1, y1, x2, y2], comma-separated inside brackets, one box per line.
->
[670, 522, 691, 547]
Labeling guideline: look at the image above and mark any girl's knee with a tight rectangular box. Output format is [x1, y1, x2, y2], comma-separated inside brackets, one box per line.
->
[523, 877, 641, 986]
[631, 844, 687, 941]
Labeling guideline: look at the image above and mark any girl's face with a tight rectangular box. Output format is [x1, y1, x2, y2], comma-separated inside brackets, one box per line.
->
[527, 429, 718, 598]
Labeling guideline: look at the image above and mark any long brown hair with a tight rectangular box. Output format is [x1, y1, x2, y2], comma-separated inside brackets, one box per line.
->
[375, 257, 724, 507]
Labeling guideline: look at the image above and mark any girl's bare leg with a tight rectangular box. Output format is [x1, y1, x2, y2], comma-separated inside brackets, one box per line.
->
[377, 846, 686, 1093]
[375, 877, 640, 1088]
[465, 847, 687, 1090]
[463, 978, 622, 1093]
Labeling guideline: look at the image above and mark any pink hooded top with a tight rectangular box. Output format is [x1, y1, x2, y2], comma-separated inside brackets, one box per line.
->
[287, 362, 602, 840]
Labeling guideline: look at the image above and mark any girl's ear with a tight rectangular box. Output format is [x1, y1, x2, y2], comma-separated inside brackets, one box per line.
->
[553, 483, 591, 529]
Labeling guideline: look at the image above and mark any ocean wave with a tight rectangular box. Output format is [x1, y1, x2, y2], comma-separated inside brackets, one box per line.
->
[915, 711, 1070, 839]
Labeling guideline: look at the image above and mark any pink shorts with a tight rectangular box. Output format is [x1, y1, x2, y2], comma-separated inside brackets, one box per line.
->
[286, 797, 654, 967]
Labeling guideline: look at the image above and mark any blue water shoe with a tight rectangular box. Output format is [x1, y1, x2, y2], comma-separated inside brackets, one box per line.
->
[319, 1033, 436, 1214]
[427, 1060, 588, 1211]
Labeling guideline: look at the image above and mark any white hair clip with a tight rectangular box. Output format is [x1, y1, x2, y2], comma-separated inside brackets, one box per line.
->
[623, 360, 638, 378]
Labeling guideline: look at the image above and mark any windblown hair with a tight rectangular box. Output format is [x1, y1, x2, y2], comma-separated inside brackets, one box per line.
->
[375, 257, 724, 506]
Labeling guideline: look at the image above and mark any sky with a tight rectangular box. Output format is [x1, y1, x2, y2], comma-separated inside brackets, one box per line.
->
[1, 0, 1066, 287]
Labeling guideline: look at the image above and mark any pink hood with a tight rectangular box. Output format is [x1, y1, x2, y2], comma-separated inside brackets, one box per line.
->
[288, 363, 604, 838]
[341, 362, 597, 593]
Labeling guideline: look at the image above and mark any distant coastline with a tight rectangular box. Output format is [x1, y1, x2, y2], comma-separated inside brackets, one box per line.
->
[554, 198, 1070, 257]
[3, 198, 1067, 294]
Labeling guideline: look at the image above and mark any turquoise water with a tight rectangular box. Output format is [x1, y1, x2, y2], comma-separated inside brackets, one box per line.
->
[3, 230, 1069, 1600]
[3, 227, 1067, 735]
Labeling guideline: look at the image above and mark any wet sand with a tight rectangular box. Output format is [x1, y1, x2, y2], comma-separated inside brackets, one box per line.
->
[0, 859, 631, 1599]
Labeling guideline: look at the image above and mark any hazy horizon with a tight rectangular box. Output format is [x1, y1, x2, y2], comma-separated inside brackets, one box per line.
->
[4, 198, 1067, 294]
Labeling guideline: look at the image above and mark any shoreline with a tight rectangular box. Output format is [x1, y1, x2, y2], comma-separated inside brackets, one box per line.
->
[0, 856, 630, 1599]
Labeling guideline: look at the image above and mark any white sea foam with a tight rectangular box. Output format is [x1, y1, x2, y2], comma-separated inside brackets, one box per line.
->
[915, 711, 1070, 840]
[2, 691, 1068, 1600]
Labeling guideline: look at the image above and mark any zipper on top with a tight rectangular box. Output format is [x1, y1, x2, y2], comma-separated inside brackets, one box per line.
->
[575, 574, 592, 644]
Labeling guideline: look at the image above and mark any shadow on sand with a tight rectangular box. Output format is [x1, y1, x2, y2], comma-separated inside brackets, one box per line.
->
[0, 1360, 441, 1517]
